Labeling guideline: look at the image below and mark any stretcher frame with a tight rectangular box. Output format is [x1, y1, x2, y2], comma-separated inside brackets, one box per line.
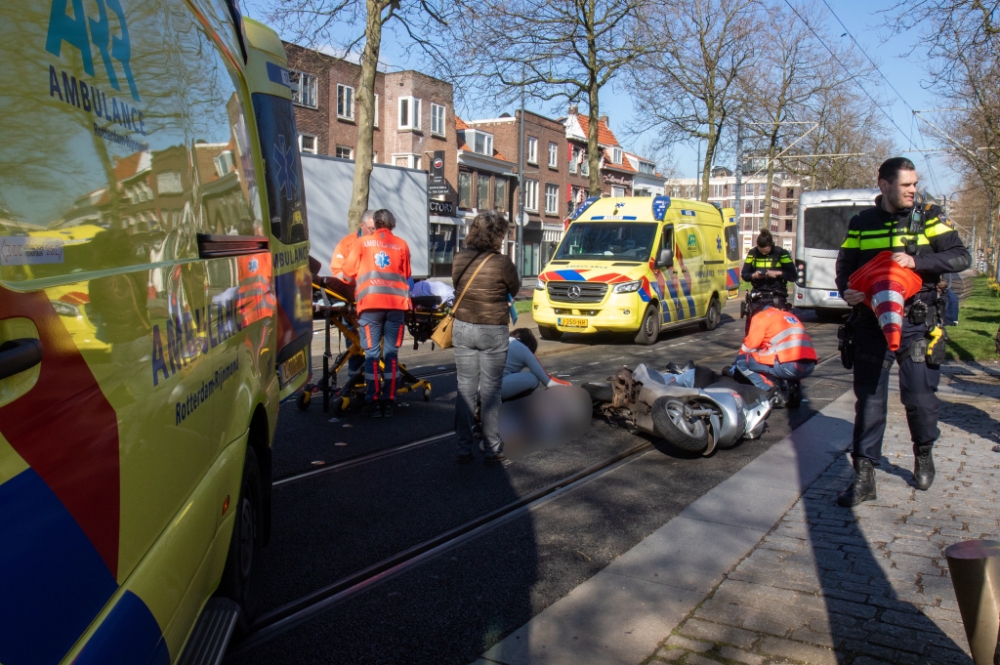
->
[309, 281, 439, 413]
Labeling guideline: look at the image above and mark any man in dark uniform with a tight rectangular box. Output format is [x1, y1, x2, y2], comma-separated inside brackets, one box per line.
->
[741, 229, 797, 332]
[835, 157, 970, 506]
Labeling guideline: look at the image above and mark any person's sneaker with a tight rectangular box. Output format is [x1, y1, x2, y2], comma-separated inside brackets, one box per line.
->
[456, 453, 475, 465]
[381, 400, 394, 418]
[483, 452, 507, 466]
[362, 401, 382, 418]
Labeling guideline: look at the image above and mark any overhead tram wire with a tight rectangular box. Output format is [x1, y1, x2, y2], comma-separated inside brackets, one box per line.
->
[813, 0, 944, 194]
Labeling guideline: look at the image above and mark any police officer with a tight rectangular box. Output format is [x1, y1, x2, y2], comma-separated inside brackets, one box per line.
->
[835, 157, 970, 506]
[343, 209, 413, 418]
[741, 229, 796, 332]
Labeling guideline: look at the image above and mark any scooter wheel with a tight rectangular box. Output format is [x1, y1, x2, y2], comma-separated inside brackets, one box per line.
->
[651, 397, 709, 453]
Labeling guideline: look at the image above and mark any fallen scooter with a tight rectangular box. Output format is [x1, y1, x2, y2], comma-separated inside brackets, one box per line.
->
[583, 363, 772, 456]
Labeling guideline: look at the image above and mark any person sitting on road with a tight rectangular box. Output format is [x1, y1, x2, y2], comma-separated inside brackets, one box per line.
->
[501, 328, 571, 400]
[731, 304, 817, 392]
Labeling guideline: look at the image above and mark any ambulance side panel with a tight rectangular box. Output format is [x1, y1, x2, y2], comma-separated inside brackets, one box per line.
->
[0, 1, 274, 663]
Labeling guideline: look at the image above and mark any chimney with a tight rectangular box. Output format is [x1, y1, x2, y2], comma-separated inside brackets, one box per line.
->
[599, 114, 609, 127]
[569, 104, 578, 116]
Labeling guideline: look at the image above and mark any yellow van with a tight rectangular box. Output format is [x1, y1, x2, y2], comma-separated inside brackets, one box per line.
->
[533, 197, 733, 344]
[0, 2, 299, 664]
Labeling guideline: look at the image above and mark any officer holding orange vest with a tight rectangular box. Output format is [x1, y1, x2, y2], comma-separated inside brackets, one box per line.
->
[733, 305, 817, 392]
[342, 209, 412, 417]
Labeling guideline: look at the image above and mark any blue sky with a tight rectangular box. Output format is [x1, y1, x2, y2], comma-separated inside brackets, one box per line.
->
[242, 0, 960, 193]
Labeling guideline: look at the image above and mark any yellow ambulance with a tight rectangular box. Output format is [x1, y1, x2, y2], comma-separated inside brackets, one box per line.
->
[533, 197, 733, 344]
[0, 2, 308, 664]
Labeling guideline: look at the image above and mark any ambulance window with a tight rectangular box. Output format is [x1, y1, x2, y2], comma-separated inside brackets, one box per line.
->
[725, 224, 741, 261]
[252, 94, 310, 245]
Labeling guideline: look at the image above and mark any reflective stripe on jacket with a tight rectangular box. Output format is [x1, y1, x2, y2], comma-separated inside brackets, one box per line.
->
[343, 229, 412, 312]
[330, 231, 360, 282]
[741, 306, 817, 365]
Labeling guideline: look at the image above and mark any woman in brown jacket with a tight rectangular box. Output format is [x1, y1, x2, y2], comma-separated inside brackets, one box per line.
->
[452, 211, 521, 465]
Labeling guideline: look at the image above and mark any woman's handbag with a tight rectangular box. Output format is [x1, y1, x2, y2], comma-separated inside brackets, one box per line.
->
[430, 255, 493, 349]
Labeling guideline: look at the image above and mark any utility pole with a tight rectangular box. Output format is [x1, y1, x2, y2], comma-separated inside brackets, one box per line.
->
[734, 120, 743, 232]
[516, 85, 525, 278]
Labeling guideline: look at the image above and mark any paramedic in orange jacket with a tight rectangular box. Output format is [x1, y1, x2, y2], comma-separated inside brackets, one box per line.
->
[342, 209, 412, 417]
[329, 209, 376, 378]
[733, 305, 817, 390]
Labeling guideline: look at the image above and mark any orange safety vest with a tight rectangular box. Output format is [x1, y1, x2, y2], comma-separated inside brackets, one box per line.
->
[330, 231, 361, 283]
[343, 228, 412, 313]
[741, 307, 817, 365]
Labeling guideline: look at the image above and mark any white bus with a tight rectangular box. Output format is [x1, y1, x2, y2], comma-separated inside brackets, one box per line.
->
[793, 189, 878, 319]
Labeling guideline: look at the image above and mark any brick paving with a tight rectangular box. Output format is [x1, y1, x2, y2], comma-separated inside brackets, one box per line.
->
[642, 364, 1000, 665]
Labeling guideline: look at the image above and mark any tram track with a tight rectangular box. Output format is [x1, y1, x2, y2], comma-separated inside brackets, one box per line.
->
[228, 438, 655, 657]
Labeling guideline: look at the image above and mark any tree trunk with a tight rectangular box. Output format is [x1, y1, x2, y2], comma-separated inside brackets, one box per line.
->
[701, 124, 718, 202]
[587, 88, 602, 196]
[346, 0, 384, 233]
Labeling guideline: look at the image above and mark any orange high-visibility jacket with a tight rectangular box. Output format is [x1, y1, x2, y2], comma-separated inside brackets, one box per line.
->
[343, 229, 412, 312]
[330, 231, 361, 283]
[741, 307, 817, 365]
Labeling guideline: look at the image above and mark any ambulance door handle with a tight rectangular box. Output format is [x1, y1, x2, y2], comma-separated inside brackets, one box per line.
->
[0, 338, 43, 381]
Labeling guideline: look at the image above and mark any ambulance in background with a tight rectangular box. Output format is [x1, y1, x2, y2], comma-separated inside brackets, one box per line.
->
[532, 197, 732, 344]
[723, 213, 742, 299]
[0, 2, 304, 664]
[792, 189, 878, 320]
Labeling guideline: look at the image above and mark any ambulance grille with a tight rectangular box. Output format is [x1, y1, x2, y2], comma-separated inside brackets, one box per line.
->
[547, 281, 608, 303]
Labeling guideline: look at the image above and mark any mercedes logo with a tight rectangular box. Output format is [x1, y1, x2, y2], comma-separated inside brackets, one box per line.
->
[567, 285, 582, 299]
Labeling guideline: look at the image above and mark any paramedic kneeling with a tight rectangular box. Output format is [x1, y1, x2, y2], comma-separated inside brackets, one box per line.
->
[343, 209, 412, 418]
[733, 305, 817, 390]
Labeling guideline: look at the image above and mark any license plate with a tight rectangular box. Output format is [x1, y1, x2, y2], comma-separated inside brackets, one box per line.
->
[279, 348, 307, 386]
[558, 317, 588, 328]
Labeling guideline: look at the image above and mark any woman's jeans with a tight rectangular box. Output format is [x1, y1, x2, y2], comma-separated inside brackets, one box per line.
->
[734, 353, 815, 390]
[453, 319, 508, 456]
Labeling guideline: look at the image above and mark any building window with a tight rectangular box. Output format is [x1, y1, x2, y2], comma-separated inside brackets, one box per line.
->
[545, 183, 559, 214]
[785, 219, 793, 232]
[459, 171, 472, 208]
[745, 183, 753, 196]
[634, 187, 650, 197]
[477, 173, 490, 209]
[569, 147, 580, 174]
[337, 84, 355, 120]
[612, 147, 623, 164]
[467, 130, 493, 156]
[548, 142, 558, 168]
[639, 162, 655, 175]
[581, 158, 590, 176]
[157, 171, 183, 195]
[298, 134, 317, 154]
[611, 185, 625, 197]
[336, 145, 353, 160]
[527, 137, 538, 165]
[398, 96, 421, 130]
[783, 238, 793, 251]
[495, 178, 508, 213]
[524, 179, 538, 211]
[431, 103, 446, 136]
[290, 70, 317, 108]
[393, 154, 420, 169]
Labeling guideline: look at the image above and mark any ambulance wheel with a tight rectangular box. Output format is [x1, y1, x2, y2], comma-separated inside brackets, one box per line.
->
[634, 304, 661, 345]
[700, 297, 721, 331]
[538, 325, 562, 341]
[651, 397, 709, 453]
[218, 445, 263, 631]
[296, 390, 311, 411]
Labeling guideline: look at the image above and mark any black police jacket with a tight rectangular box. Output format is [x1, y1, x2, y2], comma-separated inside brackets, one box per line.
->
[741, 246, 796, 294]
[835, 197, 971, 308]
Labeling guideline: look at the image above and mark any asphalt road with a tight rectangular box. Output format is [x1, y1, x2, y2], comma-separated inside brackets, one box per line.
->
[226, 302, 851, 665]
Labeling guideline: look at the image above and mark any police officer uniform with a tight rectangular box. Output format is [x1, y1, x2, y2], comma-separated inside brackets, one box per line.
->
[835, 197, 970, 505]
[741, 245, 796, 332]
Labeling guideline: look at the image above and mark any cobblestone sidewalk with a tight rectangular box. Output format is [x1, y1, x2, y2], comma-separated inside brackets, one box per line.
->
[643, 364, 1000, 665]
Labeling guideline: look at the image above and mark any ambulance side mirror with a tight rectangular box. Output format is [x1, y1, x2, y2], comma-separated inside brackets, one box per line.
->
[656, 226, 674, 269]
[657, 249, 673, 269]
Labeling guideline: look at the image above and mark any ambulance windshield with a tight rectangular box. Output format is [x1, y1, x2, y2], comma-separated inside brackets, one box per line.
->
[554, 222, 657, 261]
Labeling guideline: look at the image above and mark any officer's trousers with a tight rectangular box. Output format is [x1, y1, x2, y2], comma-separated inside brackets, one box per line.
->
[851, 321, 940, 462]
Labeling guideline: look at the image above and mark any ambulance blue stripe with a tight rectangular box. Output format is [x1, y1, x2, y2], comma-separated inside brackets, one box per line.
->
[0, 469, 118, 665]
[665, 281, 683, 319]
[73, 591, 170, 665]
[554, 270, 586, 281]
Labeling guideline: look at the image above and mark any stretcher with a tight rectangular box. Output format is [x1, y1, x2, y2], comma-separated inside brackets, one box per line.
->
[302, 278, 447, 413]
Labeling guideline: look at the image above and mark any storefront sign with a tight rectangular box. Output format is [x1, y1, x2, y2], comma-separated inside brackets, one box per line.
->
[429, 199, 455, 216]
[429, 150, 449, 196]
[603, 173, 631, 186]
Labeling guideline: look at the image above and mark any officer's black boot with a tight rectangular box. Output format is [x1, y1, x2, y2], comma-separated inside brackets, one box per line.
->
[837, 457, 877, 507]
[913, 444, 936, 491]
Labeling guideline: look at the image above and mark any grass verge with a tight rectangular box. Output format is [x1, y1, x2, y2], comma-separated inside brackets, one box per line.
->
[514, 299, 533, 314]
[946, 275, 1000, 361]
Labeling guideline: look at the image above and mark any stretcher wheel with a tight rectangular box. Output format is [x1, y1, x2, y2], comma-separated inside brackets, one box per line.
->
[423, 386, 431, 401]
[333, 396, 349, 415]
[296, 390, 312, 411]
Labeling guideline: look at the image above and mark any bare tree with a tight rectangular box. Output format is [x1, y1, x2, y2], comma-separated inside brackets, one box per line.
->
[267, 0, 447, 231]
[629, 0, 761, 201]
[436, 0, 648, 196]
